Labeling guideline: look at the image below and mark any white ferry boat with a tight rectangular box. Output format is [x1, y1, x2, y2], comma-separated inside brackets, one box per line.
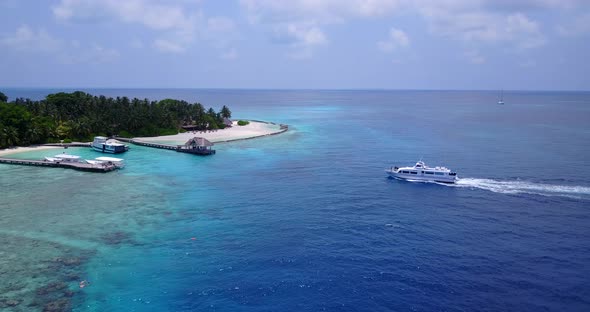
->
[386, 161, 457, 183]
[91, 136, 129, 154]
[86, 157, 125, 168]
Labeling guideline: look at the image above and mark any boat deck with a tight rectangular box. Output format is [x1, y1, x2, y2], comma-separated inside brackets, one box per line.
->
[0, 157, 118, 172]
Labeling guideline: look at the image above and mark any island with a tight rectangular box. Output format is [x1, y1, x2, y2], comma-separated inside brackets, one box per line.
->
[0, 91, 287, 157]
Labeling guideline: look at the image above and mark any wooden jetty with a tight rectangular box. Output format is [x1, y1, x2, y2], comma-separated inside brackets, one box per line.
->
[0, 157, 118, 172]
[114, 136, 215, 155]
[40, 142, 91, 151]
[177, 137, 215, 155]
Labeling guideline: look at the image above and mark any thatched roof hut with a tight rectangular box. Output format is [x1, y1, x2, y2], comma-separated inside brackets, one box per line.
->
[222, 117, 233, 127]
[177, 137, 216, 155]
[184, 137, 213, 149]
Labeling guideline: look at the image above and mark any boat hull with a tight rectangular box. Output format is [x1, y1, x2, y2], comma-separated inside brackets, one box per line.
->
[386, 170, 457, 183]
[91, 144, 128, 154]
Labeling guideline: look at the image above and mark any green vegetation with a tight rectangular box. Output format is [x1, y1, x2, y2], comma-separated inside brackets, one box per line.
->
[237, 120, 250, 126]
[220, 105, 231, 118]
[0, 91, 232, 149]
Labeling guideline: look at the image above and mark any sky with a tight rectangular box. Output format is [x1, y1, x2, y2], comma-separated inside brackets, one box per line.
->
[0, 0, 589, 90]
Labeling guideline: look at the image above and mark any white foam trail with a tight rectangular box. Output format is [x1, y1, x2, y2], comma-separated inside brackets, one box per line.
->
[452, 178, 590, 198]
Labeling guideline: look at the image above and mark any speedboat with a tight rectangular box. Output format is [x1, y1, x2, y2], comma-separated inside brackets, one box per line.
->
[91, 136, 129, 154]
[386, 161, 457, 183]
[44, 153, 84, 163]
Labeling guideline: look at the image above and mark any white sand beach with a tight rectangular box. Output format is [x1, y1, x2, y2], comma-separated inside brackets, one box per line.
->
[134, 120, 286, 144]
[0, 145, 62, 157]
[0, 121, 285, 157]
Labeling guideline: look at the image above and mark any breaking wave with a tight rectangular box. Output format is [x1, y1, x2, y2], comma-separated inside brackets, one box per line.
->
[451, 178, 590, 199]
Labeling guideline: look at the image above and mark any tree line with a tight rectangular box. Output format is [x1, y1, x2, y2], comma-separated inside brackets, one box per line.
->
[0, 91, 232, 149]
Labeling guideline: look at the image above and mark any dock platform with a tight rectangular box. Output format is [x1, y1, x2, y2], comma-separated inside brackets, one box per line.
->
[40, 142, 91, 151]
[114, 137, 215, 155]
[0, 157, 118, 172]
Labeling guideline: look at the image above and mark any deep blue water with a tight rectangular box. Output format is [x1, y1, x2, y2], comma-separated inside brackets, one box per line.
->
[1, 89, 590, 311]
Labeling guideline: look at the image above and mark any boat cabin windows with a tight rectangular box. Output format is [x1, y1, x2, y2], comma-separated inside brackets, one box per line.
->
[434, 172, 445, 175]
[410, 171, 418, 174]
[425, 171, 434, 175]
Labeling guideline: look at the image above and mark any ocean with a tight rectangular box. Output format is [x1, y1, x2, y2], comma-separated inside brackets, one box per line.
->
[1, 89, 589, 311]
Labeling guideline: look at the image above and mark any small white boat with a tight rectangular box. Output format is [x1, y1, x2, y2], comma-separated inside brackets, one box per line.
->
[44, 153, 84, 163]
[498, 90, 505, 105]
[91, 136, 129, 154]
[386, 161, 457, 183]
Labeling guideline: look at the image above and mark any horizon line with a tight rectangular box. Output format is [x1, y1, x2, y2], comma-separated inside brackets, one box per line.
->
[1, 87, 590, 93]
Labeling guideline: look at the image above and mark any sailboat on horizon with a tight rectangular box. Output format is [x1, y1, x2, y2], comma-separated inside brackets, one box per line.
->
[498, 90, 505, 105]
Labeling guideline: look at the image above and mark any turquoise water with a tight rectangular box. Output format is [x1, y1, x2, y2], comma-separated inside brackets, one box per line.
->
[1, 90, 590, 311]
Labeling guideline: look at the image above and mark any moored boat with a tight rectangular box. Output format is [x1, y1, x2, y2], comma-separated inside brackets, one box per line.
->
[386, 161, 457, 183]
[91, 136, 129, 154]
[94, 156, 125, 168]
[44, 153, 84, 163]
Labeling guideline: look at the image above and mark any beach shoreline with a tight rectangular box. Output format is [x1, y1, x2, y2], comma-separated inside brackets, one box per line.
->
[0, 145, 62, 157]
[0, 121, 287, 157]
[134, 120, 287, 144]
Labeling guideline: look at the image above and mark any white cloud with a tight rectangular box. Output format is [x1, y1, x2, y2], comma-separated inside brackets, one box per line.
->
[241, 0, 404, 23]
[53, 0, 197, 32]
[241, 0, 565, 52]
[271, 22, 327, 59]
[53, 0, 201, 53]
[282, 23, 327, 46]
[377, 27, 409, 52]
[205, 16, 240, 49]
[0, 25, 61, 52]
[421, 9, 546, 50]
[1, 24, 119, 64]
[241, 0, 400, 58]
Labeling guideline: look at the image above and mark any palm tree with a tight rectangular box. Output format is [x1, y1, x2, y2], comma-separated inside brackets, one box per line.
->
[3, 126, 20, 147]
[26, 126, 41, 144]
[56, 122, 72, 139]
[220, 105, 232, 118]
[0, 123, 6, 148]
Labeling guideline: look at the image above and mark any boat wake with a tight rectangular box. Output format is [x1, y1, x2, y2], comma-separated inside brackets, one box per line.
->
[450, 178, 590, 199]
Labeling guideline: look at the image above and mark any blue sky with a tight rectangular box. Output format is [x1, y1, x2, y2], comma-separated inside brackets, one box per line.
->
[1, 0, 589, 90]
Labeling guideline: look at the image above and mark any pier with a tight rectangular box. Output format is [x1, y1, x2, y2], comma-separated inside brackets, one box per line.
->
[0, 157, 118, 172]
[40, 142, 91, 151]
[114, 137, 215, 155]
